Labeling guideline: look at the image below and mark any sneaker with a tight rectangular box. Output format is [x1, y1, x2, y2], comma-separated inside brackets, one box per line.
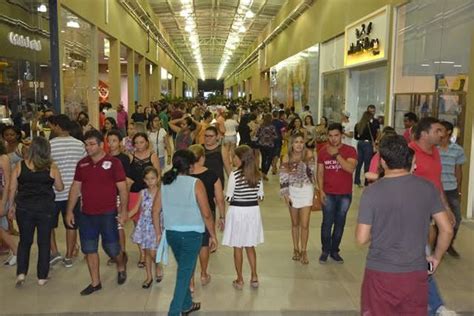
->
[49, 252, 62, 266]
[4, 254, 17, 266]
[80, 283, 102, 296]
[447, 246, 460, 258]
[319, 252, 329, 264]
[38, 279, 48, 286]
[62, 257, 73, 268]
[435, 305, 458, 315]
[330, 252, 344, 264]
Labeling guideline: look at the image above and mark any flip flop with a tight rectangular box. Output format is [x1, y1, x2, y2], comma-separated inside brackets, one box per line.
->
[182, 302, 201, 315]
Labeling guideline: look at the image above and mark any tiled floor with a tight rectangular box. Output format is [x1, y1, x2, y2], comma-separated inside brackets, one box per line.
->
[1, 174, 473, 315]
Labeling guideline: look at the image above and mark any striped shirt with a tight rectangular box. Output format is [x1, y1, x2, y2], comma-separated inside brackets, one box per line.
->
[439, 143, 466, 191]
[50, 136, 86, 201]
[226, 169, 263, 206]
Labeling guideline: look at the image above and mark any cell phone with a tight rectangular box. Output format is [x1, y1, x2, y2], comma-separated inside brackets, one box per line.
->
[427, 262, 434, 273]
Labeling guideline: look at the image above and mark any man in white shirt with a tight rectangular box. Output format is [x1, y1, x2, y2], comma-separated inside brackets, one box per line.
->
[341, 111, 355, 147]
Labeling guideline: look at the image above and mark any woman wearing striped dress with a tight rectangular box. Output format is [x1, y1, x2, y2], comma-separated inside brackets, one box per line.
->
[222, 145, 264, 290]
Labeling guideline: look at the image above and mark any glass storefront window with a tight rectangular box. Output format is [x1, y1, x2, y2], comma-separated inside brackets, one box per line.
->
[322, 71, 345, 123]
[60, 8, 93, 120]
[392, 0, 473, 139]
[0, 0, 51, 122]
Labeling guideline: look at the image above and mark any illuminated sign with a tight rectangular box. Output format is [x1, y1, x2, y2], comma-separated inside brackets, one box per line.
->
[8, 32, 42, 51]
[347, 22, 380, 56]
[344, 6, 389, 68]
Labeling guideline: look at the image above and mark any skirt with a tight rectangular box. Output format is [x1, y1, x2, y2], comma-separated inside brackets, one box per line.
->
[289, 184, 314, 209]
[222, 205, 264, 247]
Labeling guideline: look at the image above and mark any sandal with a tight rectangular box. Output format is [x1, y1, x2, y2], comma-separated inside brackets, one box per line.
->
[292, 249, 301, 261]
[250, 279, 259, 289]
[182, 302, 201, 315]
[300, 251, 309, 265]
[200, 274, 211, 286]
[232, 279, 244, 290]
[142, 279, 153, 289]
[155, 274, 163, 283]
[137, 261, 145, 268]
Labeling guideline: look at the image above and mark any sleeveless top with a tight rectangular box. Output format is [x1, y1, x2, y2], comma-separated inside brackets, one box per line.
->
[130, 153, 153, 192]
[204, 144, 225, 185]
[16, 161, 55, 212]
[161, 175, 204, 233]
[191, 169, 218, 215]
[175, 131, 192, 150]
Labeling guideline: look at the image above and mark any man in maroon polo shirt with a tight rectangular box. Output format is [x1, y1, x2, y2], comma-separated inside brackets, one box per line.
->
[66, 130, 129, 296]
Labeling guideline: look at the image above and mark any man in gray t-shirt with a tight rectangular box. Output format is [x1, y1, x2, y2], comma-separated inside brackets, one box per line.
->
[356, 135, 453, 316]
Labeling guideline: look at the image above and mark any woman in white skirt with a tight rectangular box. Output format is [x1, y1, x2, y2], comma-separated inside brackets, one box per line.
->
[222, 145, 264, 290]
[279, 133, 316, 264]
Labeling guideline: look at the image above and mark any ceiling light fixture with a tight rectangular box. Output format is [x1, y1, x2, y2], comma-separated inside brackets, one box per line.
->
[181, 3, 205, 80]
[66, 20, 80, 28]
[37, 4, 47, 12]
[420, 64, 430, 67]
[453, 64, 462, 67]
[217, 2, 256, 79]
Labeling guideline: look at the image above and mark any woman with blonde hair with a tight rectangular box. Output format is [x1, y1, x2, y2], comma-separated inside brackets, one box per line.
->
[279, 133, 316, 264]
[188, 144, 226, 290]
[222, 145, 264, 289]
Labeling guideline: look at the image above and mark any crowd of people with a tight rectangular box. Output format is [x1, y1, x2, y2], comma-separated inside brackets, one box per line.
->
[0, 98, 466, 316]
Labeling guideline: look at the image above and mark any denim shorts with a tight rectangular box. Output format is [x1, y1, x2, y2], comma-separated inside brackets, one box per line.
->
[52, 200, 81, 229]
[78, 211, 121, 258]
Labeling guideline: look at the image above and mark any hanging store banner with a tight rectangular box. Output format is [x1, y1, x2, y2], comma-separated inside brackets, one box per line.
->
[344, 5, 390, 68]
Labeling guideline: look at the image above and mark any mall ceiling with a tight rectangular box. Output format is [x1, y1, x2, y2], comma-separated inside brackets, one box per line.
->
[147, 0, 288, 80]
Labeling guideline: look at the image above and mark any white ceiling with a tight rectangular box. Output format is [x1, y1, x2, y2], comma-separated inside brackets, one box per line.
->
[148, 0, 287, 79]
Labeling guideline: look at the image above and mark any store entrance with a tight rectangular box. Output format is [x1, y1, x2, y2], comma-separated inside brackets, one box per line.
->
[347, 63, 387, 125]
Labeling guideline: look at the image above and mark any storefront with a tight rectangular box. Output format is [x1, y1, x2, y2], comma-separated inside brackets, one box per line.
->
[270, 44, 320, 116]
[0, 1, 52, 119]
[391, 0, 473, 218]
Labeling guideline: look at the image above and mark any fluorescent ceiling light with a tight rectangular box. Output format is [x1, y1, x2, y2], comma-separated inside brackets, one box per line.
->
[420, 64, 430, 67]
[37, 4, 47, 12]
[241, 0, 252, 6]
[453, 64, 462, 67]
[185, 25, 194, 32]
[440, 61, 454, 64]
[245, 10, 255, 18]
[307, 46, 319, 52]
[66, 20, 80, 28]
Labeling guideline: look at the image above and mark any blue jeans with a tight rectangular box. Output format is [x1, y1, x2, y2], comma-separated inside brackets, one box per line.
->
[167, 230, 203, 316]
[428, 276, 444, 315]
[78, 211, 121, 258]
[321, 194, 352, 254]
[355, 141, 374, 186]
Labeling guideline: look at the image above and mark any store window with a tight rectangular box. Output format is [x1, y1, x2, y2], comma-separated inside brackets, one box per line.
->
[60, 8, 93, 120]
[392, 0, 473, 140]
[270, 44, 320, 115]
[322, 71, 345, 123]
[0, 0, 51, 122]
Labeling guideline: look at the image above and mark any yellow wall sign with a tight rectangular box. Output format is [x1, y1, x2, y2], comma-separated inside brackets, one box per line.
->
[344, 6, 390, 68]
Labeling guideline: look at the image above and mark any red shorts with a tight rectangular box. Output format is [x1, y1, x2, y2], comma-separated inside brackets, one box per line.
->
[361, 268, 428, 316]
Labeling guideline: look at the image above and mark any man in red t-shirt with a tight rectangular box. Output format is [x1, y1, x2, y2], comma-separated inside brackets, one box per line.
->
[317, 123, 357, 264]
[66, 130, 129, 296]
[408, 117, 456, 314]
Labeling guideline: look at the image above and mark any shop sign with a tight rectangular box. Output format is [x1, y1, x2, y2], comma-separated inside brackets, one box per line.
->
[344, 6, 389, 68]
[347, 22, 380, 56]
[8, 32, 42, 51]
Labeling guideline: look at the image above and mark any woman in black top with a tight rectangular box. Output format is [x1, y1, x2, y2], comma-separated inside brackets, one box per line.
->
[8, 137, 63, 286]
[128, 132, 160, 268]
[203, 126, 231, 186]
[354, 110, 380, 187]
[188, 144, 225, 290]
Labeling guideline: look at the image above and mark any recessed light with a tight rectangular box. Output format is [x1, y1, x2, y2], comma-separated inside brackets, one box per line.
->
[37, 4, 47, 12]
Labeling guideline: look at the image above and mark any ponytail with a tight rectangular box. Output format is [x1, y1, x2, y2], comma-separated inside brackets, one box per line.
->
[162, 149, 196, 185]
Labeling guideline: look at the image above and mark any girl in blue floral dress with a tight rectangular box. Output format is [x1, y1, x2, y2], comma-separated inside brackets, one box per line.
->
[131, 166, 163, 288]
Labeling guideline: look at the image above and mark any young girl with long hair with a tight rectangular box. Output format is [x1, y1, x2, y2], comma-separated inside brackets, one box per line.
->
[279, 133, 316, 264]
[131, 166, 162, 288]
[222, 145, 264, 290]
